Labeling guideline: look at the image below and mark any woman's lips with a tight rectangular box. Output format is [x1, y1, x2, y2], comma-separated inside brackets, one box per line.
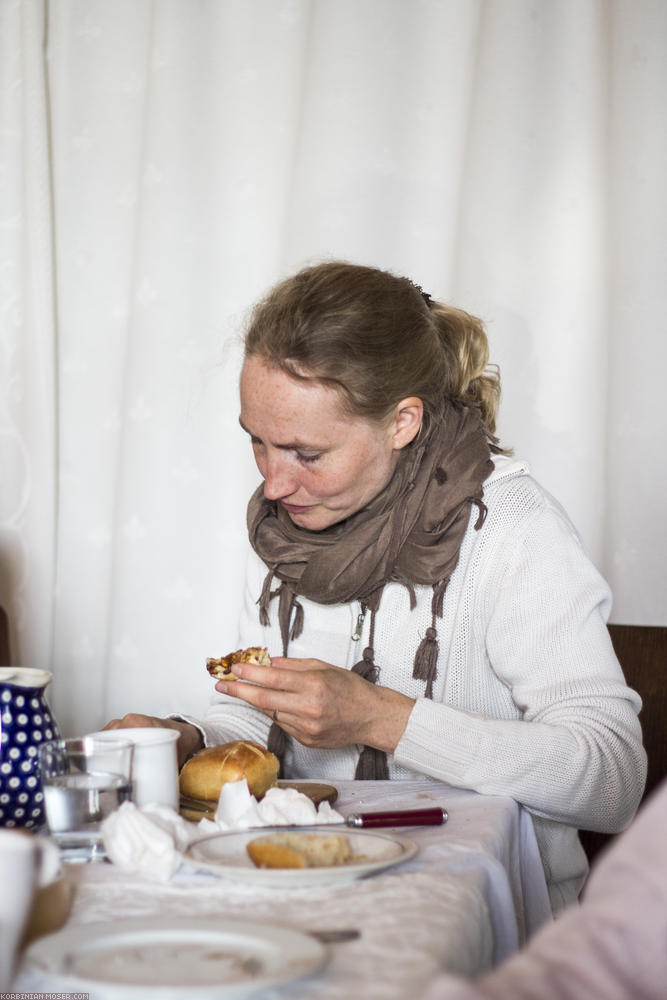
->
[281, 501, 315, 514]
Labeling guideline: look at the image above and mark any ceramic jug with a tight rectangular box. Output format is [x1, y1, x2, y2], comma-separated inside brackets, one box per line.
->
[0, 668, 62, 829]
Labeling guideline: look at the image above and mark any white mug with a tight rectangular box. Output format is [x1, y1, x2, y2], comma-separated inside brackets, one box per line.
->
[87, 728, 180, 810]
[0, 830, 40, 990]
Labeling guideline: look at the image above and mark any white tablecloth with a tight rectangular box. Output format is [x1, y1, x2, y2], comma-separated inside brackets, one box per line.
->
[16, 780, 552, 1000]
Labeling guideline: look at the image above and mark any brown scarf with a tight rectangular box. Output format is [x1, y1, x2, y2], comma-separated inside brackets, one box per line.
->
[246, 402, 494, 779]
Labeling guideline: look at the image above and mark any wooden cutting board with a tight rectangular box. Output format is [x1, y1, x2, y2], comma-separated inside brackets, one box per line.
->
[179, 779, 338, 822]
[277, 779, 338, 806]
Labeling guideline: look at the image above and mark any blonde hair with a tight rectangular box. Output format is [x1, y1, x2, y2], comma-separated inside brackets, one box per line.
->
[244, 261, 505, 443]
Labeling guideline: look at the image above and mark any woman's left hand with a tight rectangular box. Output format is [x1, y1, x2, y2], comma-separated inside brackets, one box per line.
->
[214, 657, 415, 754]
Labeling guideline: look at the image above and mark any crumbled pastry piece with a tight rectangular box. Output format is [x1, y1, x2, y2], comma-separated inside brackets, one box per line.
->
[246, 832, 352, 869]
[206, 647, 271, 681]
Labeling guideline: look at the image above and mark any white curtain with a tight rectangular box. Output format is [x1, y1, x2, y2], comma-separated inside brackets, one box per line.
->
[1, 0, 665, 738]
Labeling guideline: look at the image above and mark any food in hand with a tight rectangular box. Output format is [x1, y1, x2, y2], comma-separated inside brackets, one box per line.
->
[206, 647, 271, 681]
[246, 831, 352, 869]
[179, 740, 279, 801]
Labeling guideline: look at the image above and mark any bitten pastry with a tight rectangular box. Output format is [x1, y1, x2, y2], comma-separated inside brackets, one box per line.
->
[246, 832, 352, 869]
[179, 740, 279, 801]
[206, 646, 271, 681]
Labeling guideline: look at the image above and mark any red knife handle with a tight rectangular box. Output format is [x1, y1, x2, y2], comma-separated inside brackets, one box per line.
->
[346, 807, 448, 828]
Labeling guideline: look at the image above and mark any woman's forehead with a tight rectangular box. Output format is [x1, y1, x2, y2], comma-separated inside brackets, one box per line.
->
[240, 356, 353, 438]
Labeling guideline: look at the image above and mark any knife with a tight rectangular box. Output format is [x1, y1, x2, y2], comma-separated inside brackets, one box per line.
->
[342, 807, 447, 828]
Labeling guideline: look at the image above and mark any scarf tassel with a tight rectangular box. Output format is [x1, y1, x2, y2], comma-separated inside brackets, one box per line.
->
[267, 722, 288, 778]
[351, 640, 388, 779]
[470, 497, 488, 530]
[431, 579, 448, 618]
[289, 596, 304, 641]
[392, 574, 417, 611]
[355, 745, 389, 780]
[351, 646, 379, 684]
[257, 568, 276, 627]
[412, 626, 438, 700]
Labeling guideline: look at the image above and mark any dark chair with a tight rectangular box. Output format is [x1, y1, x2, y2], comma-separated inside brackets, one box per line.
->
[0, 605, 10, 665]
[578, 624, 667, 866]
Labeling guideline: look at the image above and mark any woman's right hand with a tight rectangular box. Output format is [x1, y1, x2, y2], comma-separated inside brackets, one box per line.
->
[102, 714, 203, 768]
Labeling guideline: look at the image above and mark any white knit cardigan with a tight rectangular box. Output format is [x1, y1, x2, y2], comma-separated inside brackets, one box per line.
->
[186, 455, 646, 911]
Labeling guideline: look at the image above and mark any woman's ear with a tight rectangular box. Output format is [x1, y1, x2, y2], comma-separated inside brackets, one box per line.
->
[391, 397, 423, 450]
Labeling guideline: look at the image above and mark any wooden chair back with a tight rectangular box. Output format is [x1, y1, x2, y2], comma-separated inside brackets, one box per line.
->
[579, 624, 667, 865]
[0, 605, 10, 665]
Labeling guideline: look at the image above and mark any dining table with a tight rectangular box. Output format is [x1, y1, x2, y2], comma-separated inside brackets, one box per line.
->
[14, 778, 553, 1000]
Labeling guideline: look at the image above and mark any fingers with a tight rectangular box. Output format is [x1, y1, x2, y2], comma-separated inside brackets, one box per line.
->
[216, 668, 333, 738]
[215, 674, 293, 715]
[221, 661, 298, 690]
[222, 658, 340, 689]
[101, 713, 165, 730]
[214, 658, 359, 748]
[271, 657, 347, 675]
[214, 662, 324, 707]
[215, 666, 322, 727]
[268, 657, 328, 672]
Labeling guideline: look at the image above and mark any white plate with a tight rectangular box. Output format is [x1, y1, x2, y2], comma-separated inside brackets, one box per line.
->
[20, 917, 327, 999]
[184, 826, 418, 886]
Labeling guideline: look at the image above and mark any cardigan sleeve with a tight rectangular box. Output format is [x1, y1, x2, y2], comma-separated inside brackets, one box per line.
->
[393, 497, 646, 833]
[419, 780, 667, 1000]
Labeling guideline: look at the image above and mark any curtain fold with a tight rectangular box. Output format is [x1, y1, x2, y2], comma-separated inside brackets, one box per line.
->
[0, 0, 57, 673]
[1, 0, 665, 737]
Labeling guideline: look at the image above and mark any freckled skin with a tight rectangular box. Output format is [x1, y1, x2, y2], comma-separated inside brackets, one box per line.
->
[239, 356, 403, 531]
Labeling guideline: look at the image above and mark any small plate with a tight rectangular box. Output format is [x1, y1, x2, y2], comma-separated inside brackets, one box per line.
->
[184, 826, 418, 886]
[21, 916, 327, 999]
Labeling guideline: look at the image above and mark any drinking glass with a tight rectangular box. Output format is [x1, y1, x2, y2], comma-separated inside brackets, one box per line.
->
[39, 737, 134, 862]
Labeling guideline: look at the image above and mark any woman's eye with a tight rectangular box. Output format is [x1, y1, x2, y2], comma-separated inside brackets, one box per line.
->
[297, 452, 321, 464]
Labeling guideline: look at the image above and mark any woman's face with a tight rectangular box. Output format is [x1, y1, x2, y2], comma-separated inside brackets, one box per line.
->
[240, 356, 421, 531]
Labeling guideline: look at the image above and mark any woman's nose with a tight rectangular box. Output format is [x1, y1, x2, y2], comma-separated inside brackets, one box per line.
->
[263, 452, 298, 500]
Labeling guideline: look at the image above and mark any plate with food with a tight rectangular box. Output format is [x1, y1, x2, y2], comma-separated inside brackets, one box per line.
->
[20, 916, 327, 999]
[184, 826, 418, 887]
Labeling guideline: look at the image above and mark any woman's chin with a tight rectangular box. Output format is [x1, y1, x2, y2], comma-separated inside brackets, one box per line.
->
[287, 510, 326, 530]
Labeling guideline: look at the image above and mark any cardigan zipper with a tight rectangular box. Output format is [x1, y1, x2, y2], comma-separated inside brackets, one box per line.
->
[351, 603, 367, 641]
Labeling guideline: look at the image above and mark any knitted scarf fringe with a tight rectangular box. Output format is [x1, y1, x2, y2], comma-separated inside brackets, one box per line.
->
[351, 638, 388, 779]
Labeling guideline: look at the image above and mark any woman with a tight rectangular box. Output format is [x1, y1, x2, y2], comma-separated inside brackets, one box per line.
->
[107, 261, 646, 911]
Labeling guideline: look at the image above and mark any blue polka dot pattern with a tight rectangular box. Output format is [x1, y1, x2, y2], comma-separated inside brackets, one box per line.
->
[0, 676, 62, 829]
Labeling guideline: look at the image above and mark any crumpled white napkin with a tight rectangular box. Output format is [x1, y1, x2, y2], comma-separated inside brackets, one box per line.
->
[101, 779, 344, 881]
[202, 778, 343, 831]
[102, 802, 193, 881]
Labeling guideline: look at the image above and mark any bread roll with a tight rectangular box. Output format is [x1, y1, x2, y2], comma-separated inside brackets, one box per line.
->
[179, 740, 279, 801]
[246, 832, 352, 869]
